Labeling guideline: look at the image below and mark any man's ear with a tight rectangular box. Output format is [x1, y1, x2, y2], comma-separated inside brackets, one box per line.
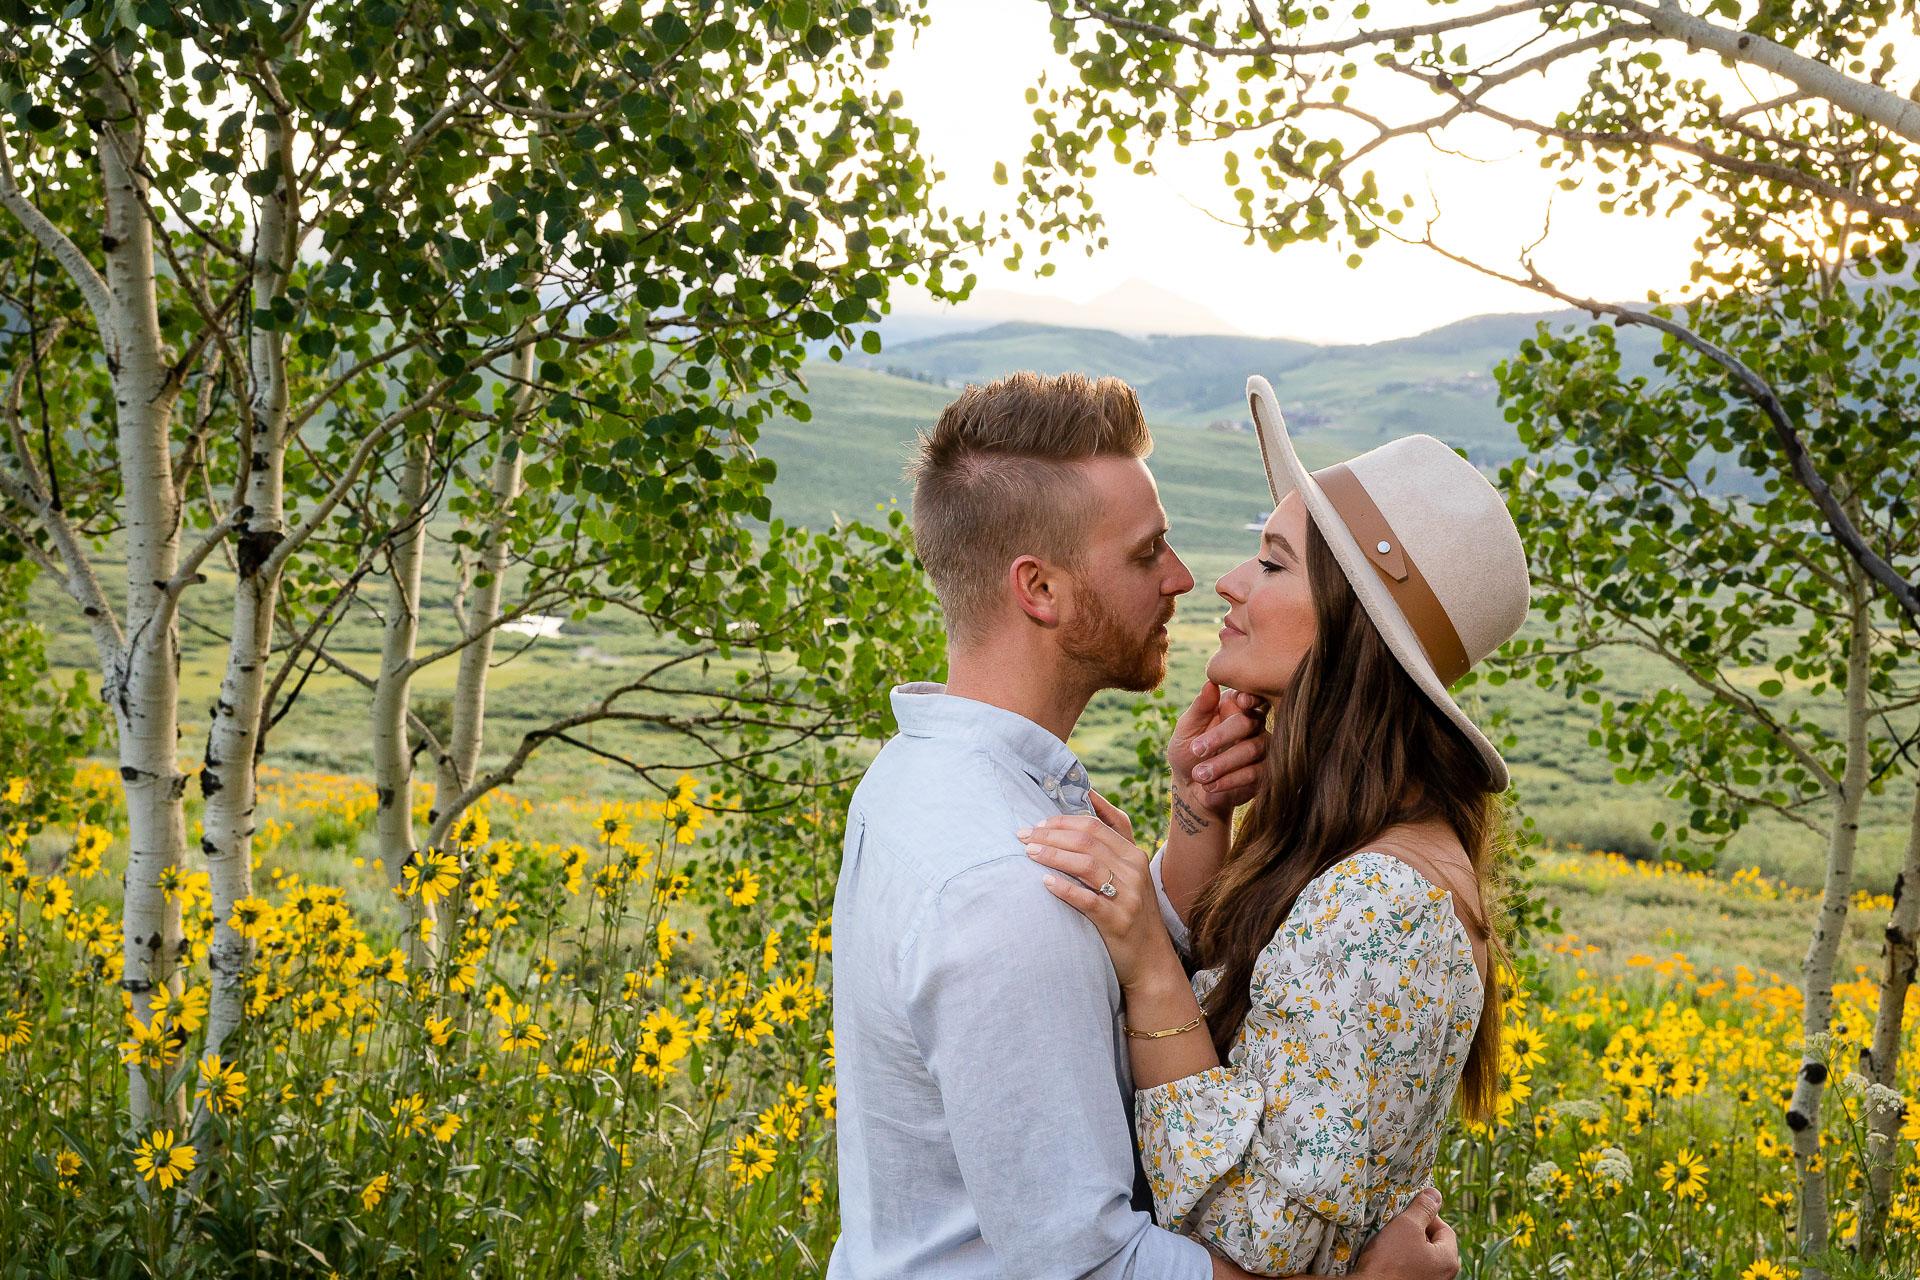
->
[1009, 554, 1063, 627]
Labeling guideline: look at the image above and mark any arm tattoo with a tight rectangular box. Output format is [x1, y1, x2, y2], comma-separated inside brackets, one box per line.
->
[1172, 790, 1211, 837]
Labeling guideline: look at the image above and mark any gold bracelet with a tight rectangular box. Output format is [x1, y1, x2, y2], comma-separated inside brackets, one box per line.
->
[1124, 1013, 1205, 1040]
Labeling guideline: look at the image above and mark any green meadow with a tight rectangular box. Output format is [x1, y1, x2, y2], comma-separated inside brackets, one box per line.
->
[23, 356, 1913, 975]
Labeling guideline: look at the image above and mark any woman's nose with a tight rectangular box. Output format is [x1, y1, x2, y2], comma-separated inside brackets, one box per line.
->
[1215, 566, 1247, 604]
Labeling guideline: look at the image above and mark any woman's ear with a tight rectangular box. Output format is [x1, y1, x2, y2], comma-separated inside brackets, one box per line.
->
[1008, 554, 1062, 627]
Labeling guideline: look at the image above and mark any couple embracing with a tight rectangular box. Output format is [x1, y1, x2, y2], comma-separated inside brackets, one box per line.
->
[828, 369, 1529, 1279]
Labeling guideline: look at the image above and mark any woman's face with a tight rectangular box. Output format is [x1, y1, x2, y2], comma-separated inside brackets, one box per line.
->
[1205, 492, 1319, 700]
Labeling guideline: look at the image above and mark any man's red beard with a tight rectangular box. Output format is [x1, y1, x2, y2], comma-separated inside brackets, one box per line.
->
[1060, 586, 1174, 694]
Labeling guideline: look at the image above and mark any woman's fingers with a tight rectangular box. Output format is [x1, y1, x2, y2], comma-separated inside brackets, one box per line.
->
[1038, 869, 1110, 918]
[1188, 707, 1268, 761]
[1023, 839, 1107, 888]
[1021, 815, 1139, 866]
[1190, 736, 1267, 785]
[1172, 680, 1223, 741]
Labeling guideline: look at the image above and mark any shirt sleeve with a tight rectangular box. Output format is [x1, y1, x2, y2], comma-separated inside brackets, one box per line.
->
[902, 855, 1214, 1280]
[1147, 843, 1192, 958]
[1134, 857, 1463, 1277]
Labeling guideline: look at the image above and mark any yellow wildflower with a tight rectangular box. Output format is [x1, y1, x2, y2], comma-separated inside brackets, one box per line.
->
[728, 1131, 776, 1186]
[193, 1051, 248, 1115]
[725, 867, 759, 907]
[132, 1129, 196, 1191]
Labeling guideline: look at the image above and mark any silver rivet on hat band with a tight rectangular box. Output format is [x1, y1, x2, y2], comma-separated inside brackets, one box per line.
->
[1376, 540, 1392, 554]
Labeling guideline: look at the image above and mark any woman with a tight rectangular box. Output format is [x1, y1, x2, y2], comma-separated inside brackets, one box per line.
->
[1021, 375, 1530, 1276]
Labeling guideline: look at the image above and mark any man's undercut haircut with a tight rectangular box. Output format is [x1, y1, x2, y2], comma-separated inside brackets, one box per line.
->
[910, 370, 1152, 643]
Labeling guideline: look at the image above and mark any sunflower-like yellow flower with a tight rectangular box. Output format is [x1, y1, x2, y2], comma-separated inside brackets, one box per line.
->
[0, 1008, 32, 1051]
[639, 1007, 692, 1065]
[719, 1000, 772, 1047]
[193, 1051, 248, 1115]
[390, 1093, 428, 1139]
[35, 874, 72, 920]
[119, 1010, 175, 1069]
[728, 1130, 776, 1186]
[594, 803, 631, 845]
[228, 895, 278, 939]
[361, 1172, 390, 1210]
[497, 1002, 546, 1052]
[402, 851, 460, 905]
[449, 811, 490, 849]
[762, 976, 815, 1025]
[1740, 1261, 1796, 1280]
[1659, 1148, 1708, 1202]
[467, 876, 500, 913]
[132, 1129, 196, 1191]
[725, 866, 760, 907]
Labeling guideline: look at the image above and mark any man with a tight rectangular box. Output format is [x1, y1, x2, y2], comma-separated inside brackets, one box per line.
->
[828, 371, 1460, 1280]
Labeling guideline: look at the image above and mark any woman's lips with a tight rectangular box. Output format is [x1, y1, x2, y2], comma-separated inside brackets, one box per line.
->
[1219, 620, 1245, 639]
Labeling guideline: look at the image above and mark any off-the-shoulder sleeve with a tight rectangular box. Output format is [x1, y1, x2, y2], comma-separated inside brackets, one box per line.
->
[1134, 854, 1464, 1277]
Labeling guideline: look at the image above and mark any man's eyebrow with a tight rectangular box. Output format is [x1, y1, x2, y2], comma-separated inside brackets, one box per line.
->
[1136, 523, 1170, 551]
[1262, 531, 1298, 561]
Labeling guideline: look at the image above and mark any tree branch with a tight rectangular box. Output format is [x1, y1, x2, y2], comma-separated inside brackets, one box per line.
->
[0, 144, 113, 340]
[1411, 232, 1920, 627]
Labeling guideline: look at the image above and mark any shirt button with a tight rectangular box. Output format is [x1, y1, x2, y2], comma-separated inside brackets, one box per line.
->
[1042, 776, 1058, 795]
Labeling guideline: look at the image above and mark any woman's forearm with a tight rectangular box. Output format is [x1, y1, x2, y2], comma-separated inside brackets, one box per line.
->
[1160, 780, 1234, 925]
[1123, 957, 1221, 1091]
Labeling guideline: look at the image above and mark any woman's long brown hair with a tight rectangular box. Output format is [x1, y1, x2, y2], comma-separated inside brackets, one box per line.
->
[1188, 517, 1510, 1123]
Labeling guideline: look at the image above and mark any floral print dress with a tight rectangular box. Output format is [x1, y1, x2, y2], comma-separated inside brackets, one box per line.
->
[1136, 851, 1484, 1276]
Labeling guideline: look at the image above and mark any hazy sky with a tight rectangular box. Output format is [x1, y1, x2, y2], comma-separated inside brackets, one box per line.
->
[876, 0, 1732, 345]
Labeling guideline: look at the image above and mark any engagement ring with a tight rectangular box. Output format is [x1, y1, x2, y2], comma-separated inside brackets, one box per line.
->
[1099, 871, 1117, 898]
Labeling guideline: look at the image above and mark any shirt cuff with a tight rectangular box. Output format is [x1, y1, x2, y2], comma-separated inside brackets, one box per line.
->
[1149, 842, 1192, 958]
[1135, 1218, 1218, 1280]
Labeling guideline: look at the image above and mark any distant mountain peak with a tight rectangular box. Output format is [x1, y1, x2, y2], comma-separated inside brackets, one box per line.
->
[882, 279, 1243, 341]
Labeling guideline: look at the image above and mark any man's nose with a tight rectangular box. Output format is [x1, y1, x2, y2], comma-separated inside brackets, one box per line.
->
[1167, 551, 1196, 596]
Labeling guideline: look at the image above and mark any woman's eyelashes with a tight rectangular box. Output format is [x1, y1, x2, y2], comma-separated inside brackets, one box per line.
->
[1258, 557, 1286, 575]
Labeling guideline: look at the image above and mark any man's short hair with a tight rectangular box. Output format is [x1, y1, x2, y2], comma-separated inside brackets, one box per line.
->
[909, 371, 1152, 643]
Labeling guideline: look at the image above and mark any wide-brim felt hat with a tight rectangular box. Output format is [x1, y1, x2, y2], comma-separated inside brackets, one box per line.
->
[1245, 374, 1530, 791]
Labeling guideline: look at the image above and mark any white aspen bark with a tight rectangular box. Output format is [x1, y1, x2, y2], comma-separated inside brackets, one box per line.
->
[1785, 563, 1872, 1277]
[196, 109, 294, 1078]
[441, 341, 533, 806]
[1601, 1, 1920, 145]
[94, 62, 188, 1133]
[1854, 772, 1920, 1260]
[372, 435, 435, 963]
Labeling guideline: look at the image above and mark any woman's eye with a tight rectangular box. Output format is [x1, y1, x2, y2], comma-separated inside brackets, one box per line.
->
[1258, 558, 1285, 574]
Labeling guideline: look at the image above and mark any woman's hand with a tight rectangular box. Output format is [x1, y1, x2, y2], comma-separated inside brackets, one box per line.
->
[1169, 681, 1269, 822]
[1019, 793, 1187, 996]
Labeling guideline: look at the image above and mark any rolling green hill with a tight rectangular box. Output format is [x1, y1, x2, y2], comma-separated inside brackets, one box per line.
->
[846, 309, 1665, 465]
[759, 362, 1338, 557]
[759, 305, 1658, 554]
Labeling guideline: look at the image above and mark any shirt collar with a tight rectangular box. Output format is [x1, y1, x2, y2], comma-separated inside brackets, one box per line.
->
[890, 682, 1094, 811]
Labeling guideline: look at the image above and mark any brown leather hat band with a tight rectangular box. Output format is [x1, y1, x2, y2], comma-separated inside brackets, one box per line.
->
[1313, 463, 1472, 687]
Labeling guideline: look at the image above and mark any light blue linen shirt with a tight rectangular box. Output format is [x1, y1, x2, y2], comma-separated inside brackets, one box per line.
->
[828, 683, 1214, 1280]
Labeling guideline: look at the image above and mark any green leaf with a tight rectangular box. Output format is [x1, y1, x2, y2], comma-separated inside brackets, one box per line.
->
[652, 10, 691, 43]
